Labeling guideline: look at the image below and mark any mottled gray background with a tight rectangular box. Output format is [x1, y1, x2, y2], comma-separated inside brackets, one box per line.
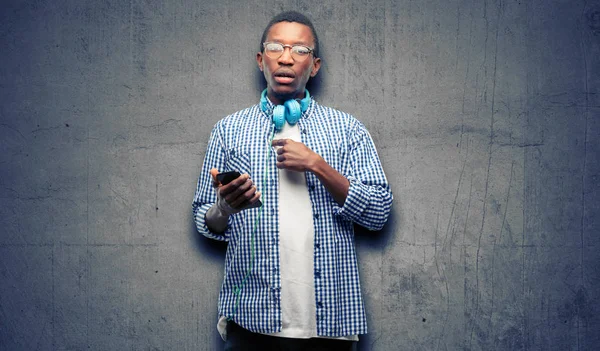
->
[1, 0, 599, 350]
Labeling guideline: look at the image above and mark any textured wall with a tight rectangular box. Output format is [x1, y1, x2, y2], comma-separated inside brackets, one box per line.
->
[1, 0, 599, 350]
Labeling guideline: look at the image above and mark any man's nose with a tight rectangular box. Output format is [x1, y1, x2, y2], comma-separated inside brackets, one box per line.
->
[277, 47, 294, 64]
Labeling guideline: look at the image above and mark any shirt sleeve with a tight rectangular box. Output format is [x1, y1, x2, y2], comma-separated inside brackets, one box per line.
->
[332, 121, 393, 231]
[192, 122, 233, 241]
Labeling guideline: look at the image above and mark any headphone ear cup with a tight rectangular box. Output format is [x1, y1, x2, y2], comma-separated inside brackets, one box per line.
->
[260, 89, 310, 130]
[284, 99, 301, 125]
[272, 105, 286, 130]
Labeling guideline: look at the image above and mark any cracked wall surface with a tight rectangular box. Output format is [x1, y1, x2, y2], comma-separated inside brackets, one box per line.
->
[1, 0, 599, 350]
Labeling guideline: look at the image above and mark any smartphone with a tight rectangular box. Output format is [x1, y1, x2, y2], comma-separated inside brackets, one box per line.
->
[216, 171, 241, 185]
[216, 171, 262, 209]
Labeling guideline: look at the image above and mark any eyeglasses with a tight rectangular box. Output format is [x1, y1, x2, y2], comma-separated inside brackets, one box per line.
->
[263, 42, 314, 62]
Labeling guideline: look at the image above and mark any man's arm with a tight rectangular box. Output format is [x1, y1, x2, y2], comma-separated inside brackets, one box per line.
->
[192, 125, 230, 241]
[272, 138, 349, 206]
[335, 122, 393, 230]
[272, 122, 392, 231]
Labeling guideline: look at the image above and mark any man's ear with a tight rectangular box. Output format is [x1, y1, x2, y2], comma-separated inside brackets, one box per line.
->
[310, 57, 321, 77]
[256, 52, 264, 72]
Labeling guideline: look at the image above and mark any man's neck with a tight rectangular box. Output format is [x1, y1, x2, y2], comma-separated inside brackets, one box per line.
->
[268, 90, 306, 105]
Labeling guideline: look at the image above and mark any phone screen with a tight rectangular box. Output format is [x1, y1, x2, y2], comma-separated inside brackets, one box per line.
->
[216, 171, 241, 185]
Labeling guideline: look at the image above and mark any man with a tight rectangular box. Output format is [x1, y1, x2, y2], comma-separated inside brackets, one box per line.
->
[192, 11, 392, 350]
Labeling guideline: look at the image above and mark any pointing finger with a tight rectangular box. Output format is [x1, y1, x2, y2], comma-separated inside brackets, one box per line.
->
[271, 139, 290, 147]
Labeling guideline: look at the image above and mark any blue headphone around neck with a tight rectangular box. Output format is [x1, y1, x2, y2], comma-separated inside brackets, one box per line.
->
[260, 89, 311, 130]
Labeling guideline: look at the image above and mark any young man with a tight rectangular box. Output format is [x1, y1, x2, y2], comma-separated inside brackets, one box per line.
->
[192, 11, 392, 350]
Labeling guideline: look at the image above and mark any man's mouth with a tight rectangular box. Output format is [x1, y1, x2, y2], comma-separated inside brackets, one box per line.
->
[273, 71, 295, 84]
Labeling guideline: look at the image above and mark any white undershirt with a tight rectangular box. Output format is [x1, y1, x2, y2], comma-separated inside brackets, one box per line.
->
[269, 122, 318, 338]
[217, 122, 357, 342]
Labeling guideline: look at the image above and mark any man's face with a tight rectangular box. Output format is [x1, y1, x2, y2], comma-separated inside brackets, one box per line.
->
[256, 21, 321, 105]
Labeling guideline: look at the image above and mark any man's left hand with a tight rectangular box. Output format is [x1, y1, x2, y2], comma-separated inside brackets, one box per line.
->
[272, 138, 349, 206]
[272, 138, 322, 172]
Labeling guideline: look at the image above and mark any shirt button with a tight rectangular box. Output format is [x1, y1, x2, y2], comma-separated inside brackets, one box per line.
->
[317, 301, 323, 308]
[315, 242, 320, 249]
[309, 185, 315, 191]
[313, 213, 319, 219]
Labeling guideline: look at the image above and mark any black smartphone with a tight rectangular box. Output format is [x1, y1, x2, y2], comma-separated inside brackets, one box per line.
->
[216, 171, 262, 209]
[216, 171, 241, 185]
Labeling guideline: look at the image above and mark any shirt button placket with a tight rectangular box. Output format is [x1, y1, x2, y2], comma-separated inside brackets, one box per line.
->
[272, 287, 280, 305]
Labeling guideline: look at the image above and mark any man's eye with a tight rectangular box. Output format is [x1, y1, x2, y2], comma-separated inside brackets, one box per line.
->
[266, 44, 283, 52]
[293, 47, 310, 55]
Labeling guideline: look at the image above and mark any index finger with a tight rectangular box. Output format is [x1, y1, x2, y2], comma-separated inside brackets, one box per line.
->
[271, 139, 290, 147]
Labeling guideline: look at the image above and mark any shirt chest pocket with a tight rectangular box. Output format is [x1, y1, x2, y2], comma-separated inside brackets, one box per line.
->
[225, 147, 252, 176]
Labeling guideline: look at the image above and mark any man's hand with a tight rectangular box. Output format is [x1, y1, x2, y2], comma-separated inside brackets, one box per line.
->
[272, 139, 322, 172]
[210, 168, 261, 214]
[271, 139, 350, 206]
[205, 168, 261, 234]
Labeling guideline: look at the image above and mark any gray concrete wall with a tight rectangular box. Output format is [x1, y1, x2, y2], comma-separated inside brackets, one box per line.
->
[1, 0, 598, 350]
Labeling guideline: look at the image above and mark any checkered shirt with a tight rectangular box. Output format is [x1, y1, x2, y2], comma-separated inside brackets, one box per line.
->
[192, 98, 393, 337]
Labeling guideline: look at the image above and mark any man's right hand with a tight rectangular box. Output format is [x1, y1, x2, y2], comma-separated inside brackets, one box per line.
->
[210, 168, 261, 215]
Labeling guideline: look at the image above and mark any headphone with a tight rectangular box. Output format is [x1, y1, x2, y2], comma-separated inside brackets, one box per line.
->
[260, 89, 311, 130]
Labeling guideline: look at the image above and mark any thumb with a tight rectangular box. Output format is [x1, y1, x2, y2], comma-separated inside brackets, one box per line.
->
[210, 168, 219, 185]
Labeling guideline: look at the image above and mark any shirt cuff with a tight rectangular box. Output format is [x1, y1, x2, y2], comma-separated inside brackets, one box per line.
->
[332, 176, 369, 222]
[194, 203, 231, 241]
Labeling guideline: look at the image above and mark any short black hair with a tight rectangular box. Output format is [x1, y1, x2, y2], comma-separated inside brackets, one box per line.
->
[259, 11, 319, 58]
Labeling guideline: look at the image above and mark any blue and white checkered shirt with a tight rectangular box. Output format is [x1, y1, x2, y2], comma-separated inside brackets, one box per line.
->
[192, 98, 392, 337]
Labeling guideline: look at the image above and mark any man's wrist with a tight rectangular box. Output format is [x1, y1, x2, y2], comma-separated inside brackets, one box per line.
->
[309, 154, 326, 175]
[216, 200, 231, 217]
[206, 204, 229, 234]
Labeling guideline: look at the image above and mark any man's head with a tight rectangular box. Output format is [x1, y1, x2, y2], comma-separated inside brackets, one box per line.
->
[259, 12, 319, 59]
[256, 11, 321, 105]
